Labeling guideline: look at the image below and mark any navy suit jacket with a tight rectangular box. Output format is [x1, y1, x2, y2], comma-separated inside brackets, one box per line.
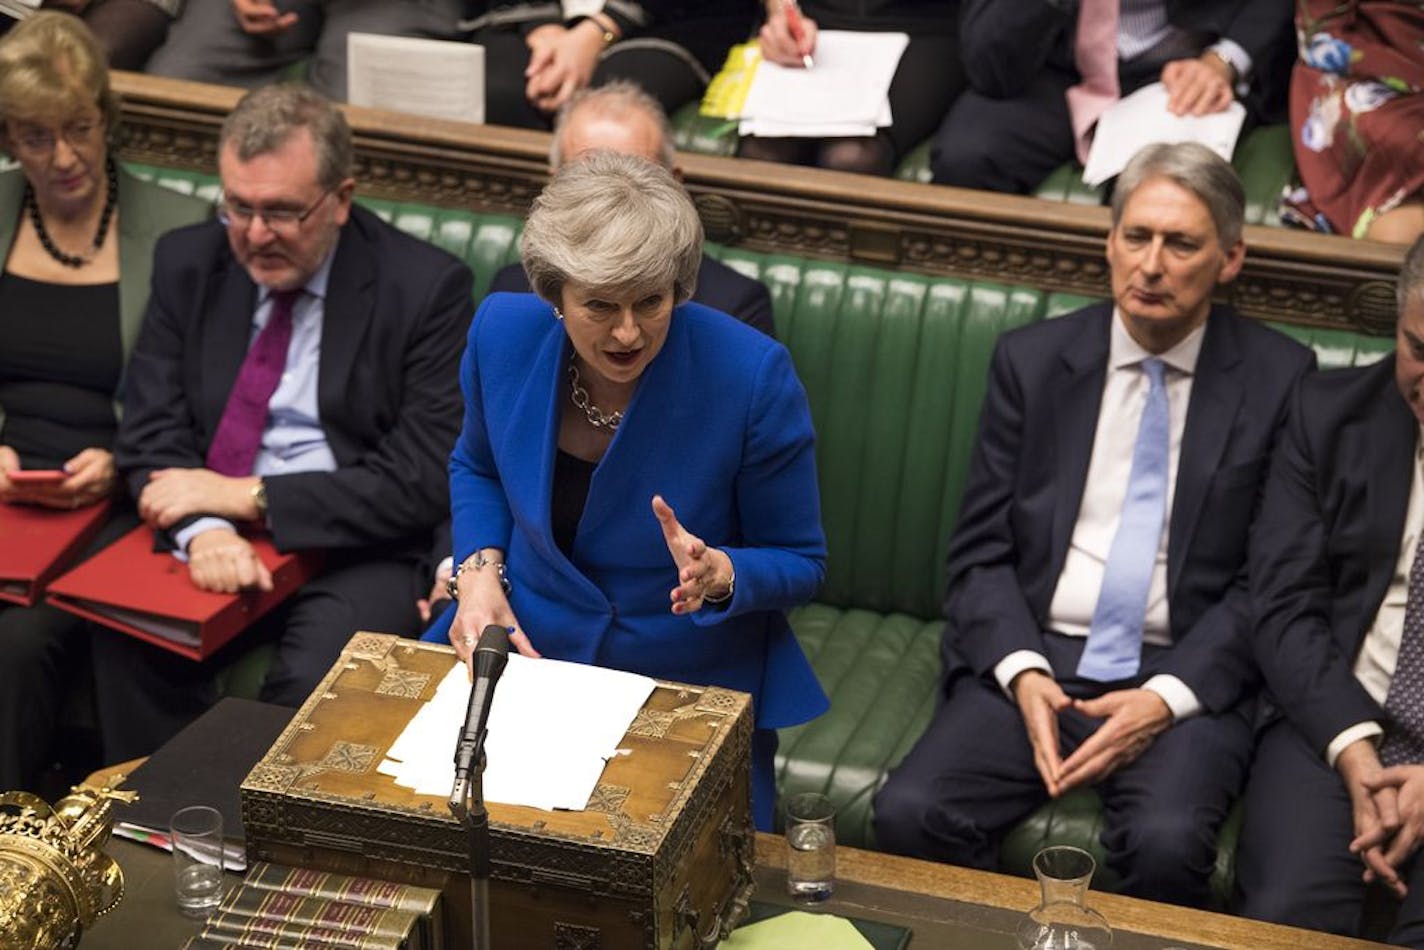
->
[1251, 356, 1416, 754]
[489, 254, 776, 340]
[116, 205, 474, 557]
[425, 293, 826, 729]
[943, 303, 1314, 713]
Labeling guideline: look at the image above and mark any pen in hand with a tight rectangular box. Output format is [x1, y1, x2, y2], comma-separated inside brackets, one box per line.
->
[779, 0, 815, 69]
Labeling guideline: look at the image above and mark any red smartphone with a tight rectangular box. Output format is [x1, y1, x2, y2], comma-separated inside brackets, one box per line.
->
[8, 469, 66, 484]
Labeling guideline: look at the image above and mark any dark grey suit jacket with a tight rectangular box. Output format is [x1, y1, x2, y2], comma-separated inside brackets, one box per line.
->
[1251, 356, 1416, 753]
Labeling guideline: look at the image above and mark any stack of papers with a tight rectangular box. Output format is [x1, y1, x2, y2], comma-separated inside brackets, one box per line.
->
[347, 32, 486, 125]
[736, 31, 908, 139]
[1082, 81, 1246, 186]
[379, 654, 655, 811]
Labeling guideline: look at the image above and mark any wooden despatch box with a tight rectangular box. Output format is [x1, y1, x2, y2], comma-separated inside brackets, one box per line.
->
[240, 632, 755, 949]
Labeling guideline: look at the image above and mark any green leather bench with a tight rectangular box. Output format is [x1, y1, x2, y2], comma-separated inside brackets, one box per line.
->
[669, 103, 1297, 227]
[128, 163, 1387, 908]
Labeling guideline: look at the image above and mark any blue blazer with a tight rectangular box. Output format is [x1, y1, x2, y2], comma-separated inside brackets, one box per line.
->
[425, 293, 828, 730]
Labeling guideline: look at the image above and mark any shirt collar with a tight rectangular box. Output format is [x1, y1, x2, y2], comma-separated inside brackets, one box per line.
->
[257, 244, 336, 307]
[1109, 307, 1206, 376]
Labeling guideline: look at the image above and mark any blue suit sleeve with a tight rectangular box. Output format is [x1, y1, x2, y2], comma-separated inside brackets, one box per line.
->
[692, 344, 826, 626]
[449, 298, 515, 566]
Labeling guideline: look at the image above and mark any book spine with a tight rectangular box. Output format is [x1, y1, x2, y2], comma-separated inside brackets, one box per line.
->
[220, 887, 418, 940]
[244, 862, 439, 915]
[206, 910, 403, 949]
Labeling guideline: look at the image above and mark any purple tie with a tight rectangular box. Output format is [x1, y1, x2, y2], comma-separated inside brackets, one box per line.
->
[205, 290, 299, 477]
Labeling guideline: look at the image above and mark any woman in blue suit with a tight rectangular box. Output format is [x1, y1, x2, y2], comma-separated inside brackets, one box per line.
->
[426, 151, 826, 829]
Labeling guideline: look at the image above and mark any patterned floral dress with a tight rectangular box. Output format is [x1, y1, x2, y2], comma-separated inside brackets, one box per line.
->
[1285, 0, 1424, 237]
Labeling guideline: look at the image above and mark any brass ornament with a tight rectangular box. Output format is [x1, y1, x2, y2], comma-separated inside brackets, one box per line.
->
[0, 780, 137, 949]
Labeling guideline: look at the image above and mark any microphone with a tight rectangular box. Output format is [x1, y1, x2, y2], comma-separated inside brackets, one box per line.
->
[449, 625, 510, 815]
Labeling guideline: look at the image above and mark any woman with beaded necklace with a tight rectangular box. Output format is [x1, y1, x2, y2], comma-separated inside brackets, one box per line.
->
[0, 11, 209, 794]
[425, 151, 827, 831]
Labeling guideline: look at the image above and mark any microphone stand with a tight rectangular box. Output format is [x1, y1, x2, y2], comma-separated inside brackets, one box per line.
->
[448, 625, 509, 950]
[450, 752, 492, 950]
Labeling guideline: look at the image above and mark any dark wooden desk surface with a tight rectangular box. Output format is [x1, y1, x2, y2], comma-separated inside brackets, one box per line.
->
[78, 762, 1387, 950]
[82, 832, 1389, 950]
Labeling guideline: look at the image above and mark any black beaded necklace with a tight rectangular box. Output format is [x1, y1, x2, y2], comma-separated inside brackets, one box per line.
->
[24, 158, 118, 269]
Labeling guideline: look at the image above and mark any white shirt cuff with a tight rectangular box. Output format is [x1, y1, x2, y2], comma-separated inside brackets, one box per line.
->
[1208, 38, 1252, 95]
[994, 650, 1053, 697]
[1141, 674, 1202, 721]
[1327, 722, 1385, 768]
[171, 517, 238, 561]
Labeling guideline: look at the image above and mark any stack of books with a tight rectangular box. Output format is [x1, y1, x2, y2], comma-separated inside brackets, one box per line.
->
[181, 863, 443, 949]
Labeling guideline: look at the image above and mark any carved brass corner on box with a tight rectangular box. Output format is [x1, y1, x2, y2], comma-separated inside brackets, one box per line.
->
[0, 780, 137, 949]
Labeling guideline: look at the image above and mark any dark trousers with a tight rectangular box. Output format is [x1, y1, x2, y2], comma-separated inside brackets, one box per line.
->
[873, 633, 1251, 907]
[1237, 719, 1424, 946]
[92, 551, 424, 762]
[0, 507, 138, 792]
[930, 58, 1165, 194]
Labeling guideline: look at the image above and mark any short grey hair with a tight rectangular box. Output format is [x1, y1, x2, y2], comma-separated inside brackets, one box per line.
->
[549, 80, 677, 172]
[219, 84, 352, 191]
[1400, 236, 1424, 314]
[521, 150, 702, 305]
[1112, 142, 1245, 248]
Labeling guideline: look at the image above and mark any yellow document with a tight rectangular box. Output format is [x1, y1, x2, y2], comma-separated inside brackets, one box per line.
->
[719, 910, 873, 950]
[701, 42, 763, 119]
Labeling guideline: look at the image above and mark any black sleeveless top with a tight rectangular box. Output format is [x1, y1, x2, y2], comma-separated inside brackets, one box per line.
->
[0, 272, 122, 468]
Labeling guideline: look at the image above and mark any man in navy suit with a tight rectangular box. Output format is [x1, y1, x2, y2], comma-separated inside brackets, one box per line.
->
[100, 85, 472, 760]
[488, 80, 775, 338]
[873, 143, 1314, 906]
[1238, 237, 1424, 944]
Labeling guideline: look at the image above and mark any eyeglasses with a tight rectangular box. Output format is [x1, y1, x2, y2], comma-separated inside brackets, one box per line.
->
[217, 188, 333, 234]
[7, 119, 102, 157]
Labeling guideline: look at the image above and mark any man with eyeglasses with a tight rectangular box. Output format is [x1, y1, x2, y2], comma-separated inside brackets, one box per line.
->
[97, 83, 473, 761]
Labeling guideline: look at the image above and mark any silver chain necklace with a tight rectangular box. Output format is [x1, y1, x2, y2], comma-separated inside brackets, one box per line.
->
[568, 363, 623, 432]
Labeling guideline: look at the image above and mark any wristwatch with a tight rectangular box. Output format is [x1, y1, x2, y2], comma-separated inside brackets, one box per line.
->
[702, 568, 735, 606]
[251, 479, 268, 519]
[447, 549, 510, 600]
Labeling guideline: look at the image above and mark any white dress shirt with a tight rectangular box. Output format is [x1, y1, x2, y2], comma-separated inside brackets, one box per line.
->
[994, 310, 1205, 720]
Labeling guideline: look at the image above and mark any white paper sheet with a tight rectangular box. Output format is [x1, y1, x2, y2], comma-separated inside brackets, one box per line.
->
[1081, 81, 1246, 186]
[347, 32, 485, 125]
[380, 654, 656, 811]
[738, 31, 907, 138]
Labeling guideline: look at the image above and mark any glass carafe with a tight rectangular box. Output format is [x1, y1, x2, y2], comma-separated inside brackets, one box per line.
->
[1015, 845, 1114, 950]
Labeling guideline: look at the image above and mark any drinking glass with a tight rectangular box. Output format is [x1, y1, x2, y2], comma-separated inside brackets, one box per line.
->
[784, 791, 835, 902]
[170, 805, 225, 916]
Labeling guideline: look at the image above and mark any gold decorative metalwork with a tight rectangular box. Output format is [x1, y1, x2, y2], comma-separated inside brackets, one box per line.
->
[0, 780, 137, 948]
[319, 741, 380, 774]
[584, 784, 631, 817]
[374, 669, 430, 699]
[626, 702, 706, 739]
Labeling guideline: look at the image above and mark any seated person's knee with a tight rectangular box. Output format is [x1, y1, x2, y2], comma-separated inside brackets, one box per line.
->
[816, 136, 894, 176]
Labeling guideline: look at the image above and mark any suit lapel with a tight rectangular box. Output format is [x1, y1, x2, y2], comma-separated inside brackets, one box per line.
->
[316, 215, 376, 459]
[1169, 307, 1243, 591]
[1363, 360, 1416, 620]
[200, 256, 259, 437]
[1050, 307, 1112, 570]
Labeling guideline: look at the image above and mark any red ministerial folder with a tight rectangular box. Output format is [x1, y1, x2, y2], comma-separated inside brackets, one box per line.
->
[0, 499, 113, 607]
[45, 525, 320, 661]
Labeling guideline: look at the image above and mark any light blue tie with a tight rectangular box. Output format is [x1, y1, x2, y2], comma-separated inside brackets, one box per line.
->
[1078, 357, 1169, 681]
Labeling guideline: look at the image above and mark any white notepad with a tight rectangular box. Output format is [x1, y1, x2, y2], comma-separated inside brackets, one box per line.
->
[347, 32, 486, 126]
